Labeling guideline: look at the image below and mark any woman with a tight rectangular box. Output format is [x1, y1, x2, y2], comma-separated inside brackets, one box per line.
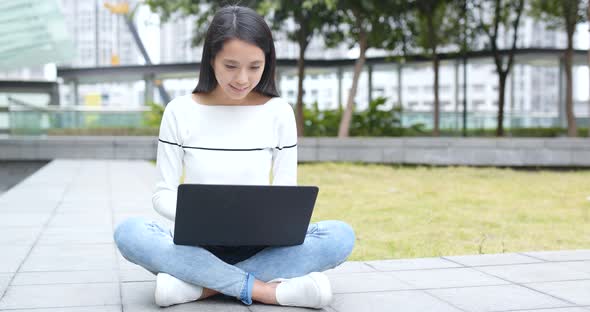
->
[114, 5, 355, 309]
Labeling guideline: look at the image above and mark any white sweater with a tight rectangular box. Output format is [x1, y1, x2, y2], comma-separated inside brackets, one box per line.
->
[152, 94, 298, 221]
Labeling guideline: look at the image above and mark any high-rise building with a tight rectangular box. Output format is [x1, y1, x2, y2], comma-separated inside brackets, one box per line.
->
[58, 0, 140, 67]
[54, 0, 146, 107]
[160, 14, 201, 64]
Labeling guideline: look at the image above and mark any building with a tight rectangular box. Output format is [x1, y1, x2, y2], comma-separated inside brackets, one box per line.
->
[56, 0, 145, 108]
[158, 12, 589, 128]
[58, 0, 140, 67]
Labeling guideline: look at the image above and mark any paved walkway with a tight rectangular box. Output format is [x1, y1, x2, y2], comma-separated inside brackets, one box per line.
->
[0, 159, 588, 312]
[0, 161, 48, 194]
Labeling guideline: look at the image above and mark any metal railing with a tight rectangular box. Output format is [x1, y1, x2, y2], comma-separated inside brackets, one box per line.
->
[1, 106, 150, 135]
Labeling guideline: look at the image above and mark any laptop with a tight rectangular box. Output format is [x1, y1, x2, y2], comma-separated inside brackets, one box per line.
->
[173, 184, 319, 247]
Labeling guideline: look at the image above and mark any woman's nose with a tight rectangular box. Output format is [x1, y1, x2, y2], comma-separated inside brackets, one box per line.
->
[235, 69, 248, 84]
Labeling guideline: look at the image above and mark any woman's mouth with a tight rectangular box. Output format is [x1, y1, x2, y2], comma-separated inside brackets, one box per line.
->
[230, 84, 248, 93]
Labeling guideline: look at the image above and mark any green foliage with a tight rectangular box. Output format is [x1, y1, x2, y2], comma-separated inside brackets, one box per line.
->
[323, 0, 397, 50]
[145, 0, 260, 47]
[46, 127, 159, 136]
[303, 96, 589, 137]
[142, 101, 165, 128]
[529, 0, 588, 31]
[303, 101, 342, 136]
[417, 127, 590, 137]
[350, 97, 403, 136]
[412, 0, 460, 54]
[303, 97, 410, 136]
[264, 0, 337, 45]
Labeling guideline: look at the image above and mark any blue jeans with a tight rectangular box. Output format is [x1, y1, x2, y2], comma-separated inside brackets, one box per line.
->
[114, 217, 355, 305]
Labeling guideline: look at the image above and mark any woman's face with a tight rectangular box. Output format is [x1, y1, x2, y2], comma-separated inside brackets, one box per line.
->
[212, 38, 266, 100]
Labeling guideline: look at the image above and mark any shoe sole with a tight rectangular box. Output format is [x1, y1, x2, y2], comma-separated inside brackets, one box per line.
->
[308, 272, 333, 308]
[154, 273, 172, 307]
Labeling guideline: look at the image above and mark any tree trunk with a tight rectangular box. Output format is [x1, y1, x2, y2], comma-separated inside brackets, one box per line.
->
[338, 26, 367, 138]
[565, 31, 577, 137]
[433, 52, 440, 136]
[426, 10, 440, 137]
[496, 73, 507, 136]
[295, 41, 307, 137]
[588, 3, 590, 137]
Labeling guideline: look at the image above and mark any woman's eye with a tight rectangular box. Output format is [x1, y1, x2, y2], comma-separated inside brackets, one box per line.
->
[225, 65, 237, 69]
[250, 67, 261, 70]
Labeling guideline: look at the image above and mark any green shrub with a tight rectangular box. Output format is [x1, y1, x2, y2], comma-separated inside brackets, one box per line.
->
[303, 97, 415, 137]
[143, 101, 165, 128]
[47, 127, 159, 136]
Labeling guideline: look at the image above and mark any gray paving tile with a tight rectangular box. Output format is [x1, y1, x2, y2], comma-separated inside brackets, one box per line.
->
[0, 161, 48, 194]
[249, 303, 335, 311]
[0, 227, 41, 245]
[330, 290, 463, 312]
[110, 200, 153, 213]
[119, 269, 155, 282]
[0, 283, 120, 309]
[504, 308, 590, 312]
[12, 270, 119, 285]
[0, 246, 30, 273]
[47, 212, 113, 228]
[428, 284, 572, 312]
[324, 261, 376, 275]
[0, 273, 12, 297]
[4, 159, 590, 312]
[0, 212, 51, 228]
[62, 191, 111, 202]
[114, 212, 173, 230]
[37, 227, 114, 245]
[121, 281, 250, 311]
[523, 250, 590, 262]
[117, 251, 144, 271]
[478, 263, 590, 283]
[0, 187, 66, 202]
[444, 253, 543, 267]
[329, 272, 413, 294]
[389, 267, 509, 289]
[21, 244, 118, 272]
[56, 200, 111, 212]
[563, 261, 590, 274]
[365, 257, 462, 272]
[525, 280, 590, 305]
[0, 199, 60, 213]
[0, 306, 121, 312]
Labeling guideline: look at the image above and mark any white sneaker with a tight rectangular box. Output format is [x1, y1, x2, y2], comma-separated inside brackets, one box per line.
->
[269, 272, 333, 309]
[154, 273, 204, 307]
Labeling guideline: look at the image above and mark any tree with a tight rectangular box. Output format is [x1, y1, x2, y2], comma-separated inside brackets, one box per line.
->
[325, 1, 390, 138]
[146, 1, 259, 47]
[262, 0, 338, 137]
[411, 0, 460, 136]
[475, 0, 525, 137]
[456, 0, 482, 136]
[147, 1, 340, 138]
[530, 0, 588, 137]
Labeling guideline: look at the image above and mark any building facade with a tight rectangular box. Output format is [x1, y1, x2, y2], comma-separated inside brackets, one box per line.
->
[159, 13, 589, 128]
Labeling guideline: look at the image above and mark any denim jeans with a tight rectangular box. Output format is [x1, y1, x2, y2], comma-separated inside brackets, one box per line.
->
[114, 217, 355, 305]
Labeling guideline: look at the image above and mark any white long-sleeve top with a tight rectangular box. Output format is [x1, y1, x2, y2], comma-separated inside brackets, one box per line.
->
[152, 94, 298, 221]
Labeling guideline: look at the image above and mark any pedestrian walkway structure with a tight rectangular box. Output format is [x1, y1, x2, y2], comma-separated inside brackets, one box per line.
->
[0, 159, 588, 311]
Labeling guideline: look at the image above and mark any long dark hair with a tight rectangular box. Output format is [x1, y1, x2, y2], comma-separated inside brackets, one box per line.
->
[192, 6, 279, 97]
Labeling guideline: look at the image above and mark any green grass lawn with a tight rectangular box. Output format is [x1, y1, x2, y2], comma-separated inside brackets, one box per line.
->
[159, 160, 590, 261]
[299, 163, 590, 261]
